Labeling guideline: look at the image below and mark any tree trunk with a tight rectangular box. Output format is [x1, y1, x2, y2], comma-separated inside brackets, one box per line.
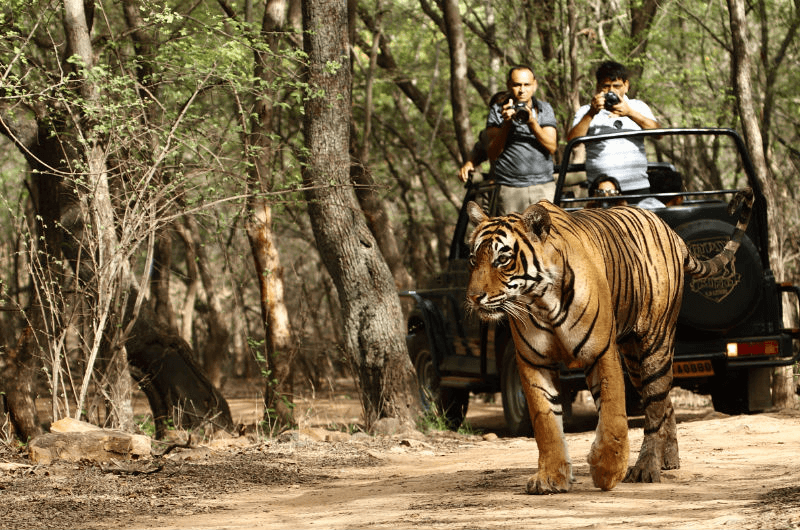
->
[348, 10, 413, 292]
[151, 229, 178, 331]
[442, 0, 473, 160]
[301, 0, 421, 429]
[176, 217, 230, 389]
[1, 326, 42, 441]
[628, 0, 661, 65]
[727, 0, 797, 409]
[358, 4, 462, 165]
[246, 201, 296, 431]
[240, 0, 298, 432]
[124, 296, 234, 438]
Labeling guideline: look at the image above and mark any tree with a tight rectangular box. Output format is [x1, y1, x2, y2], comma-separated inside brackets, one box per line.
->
[727, 0, 797, 409]
[442, 0, 474, 159]
[240, 0, 300, 433]
[349, 3, 415, 292]
[0, 0, 234, 438]
[301, 0, 422, 428]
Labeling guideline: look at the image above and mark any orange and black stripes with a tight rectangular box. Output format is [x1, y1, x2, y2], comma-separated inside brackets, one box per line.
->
[466, 189, 755, 485]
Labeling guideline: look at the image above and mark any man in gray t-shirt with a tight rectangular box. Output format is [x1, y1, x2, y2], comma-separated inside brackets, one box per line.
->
[567, 61, 659, 203]
[485, 65, 558, 215]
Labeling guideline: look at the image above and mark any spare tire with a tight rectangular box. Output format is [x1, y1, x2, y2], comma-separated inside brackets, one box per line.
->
[675, 219, 762, 332]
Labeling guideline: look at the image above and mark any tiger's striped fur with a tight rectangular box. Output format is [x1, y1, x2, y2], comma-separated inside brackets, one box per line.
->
[466, 188, 753, 494]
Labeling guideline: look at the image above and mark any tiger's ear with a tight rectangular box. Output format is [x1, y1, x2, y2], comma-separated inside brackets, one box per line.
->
[521, 203, 551, 243]
[466, 201, 488, 225]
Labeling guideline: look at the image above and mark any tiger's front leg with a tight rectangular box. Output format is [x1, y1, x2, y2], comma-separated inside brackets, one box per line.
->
[515, 355, 572, 494]
[584, 347, 629, 491]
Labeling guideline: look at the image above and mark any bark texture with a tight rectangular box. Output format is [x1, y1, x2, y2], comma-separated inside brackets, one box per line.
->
[442, 0, 474, 160]
[301, 0, 421, 428]
[1, 326, 42, 441]
[240, 0, 298, 431]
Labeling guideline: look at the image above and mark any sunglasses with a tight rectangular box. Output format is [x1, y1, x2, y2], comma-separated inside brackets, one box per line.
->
[592, 188, 621, 197]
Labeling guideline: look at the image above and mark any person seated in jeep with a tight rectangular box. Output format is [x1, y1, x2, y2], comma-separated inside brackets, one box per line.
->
[650, 167, 685, 207]
[586, 175, 627, 209]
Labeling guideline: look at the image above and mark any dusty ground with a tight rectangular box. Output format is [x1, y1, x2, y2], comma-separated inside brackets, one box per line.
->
[1, 386, 800, 530]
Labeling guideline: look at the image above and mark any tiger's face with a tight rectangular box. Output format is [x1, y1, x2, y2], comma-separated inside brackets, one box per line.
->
[465, 201, 554, 322]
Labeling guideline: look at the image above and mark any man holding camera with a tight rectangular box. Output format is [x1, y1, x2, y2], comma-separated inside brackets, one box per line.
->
[567, 61, 659, 202]
[484, 65, 558, 214]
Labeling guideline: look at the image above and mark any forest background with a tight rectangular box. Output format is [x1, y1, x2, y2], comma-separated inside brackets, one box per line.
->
[0, 0, 798, 442]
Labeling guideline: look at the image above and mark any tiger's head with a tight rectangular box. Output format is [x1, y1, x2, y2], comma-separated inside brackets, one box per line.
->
[465, 201, 555, 322]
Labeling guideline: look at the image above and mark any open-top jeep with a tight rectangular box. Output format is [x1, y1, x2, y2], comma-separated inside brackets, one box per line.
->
[401, 128, 800, 435]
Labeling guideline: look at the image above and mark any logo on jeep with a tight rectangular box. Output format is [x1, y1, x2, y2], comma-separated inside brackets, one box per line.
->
[687, 237, 741, 303]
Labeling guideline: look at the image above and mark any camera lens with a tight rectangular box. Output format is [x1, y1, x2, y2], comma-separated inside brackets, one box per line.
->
[513, 101, 530, 123]
[604, 91, 620, 111]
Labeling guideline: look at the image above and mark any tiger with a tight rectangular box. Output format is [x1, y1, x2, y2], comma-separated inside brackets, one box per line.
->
[465, 188, 754, 494]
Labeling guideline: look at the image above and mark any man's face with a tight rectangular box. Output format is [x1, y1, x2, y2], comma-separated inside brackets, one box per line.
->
[508, 69, 537, 102]
[597, 77, 629, 99]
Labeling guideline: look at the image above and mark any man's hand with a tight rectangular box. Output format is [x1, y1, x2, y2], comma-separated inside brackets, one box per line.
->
[459, 160, 475, 183]
[501, 99, 515, 122]
[589, 92, 606, 116]
[607, 96, 631, 117]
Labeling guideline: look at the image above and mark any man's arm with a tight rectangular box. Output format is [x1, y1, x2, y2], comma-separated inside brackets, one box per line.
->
[614, 99, 659, 129]
[486, 99, 514, 161]
[529, 118, 557, 155]
[567, 111, 594, 141]
[625, 108, 659, 130]
[486, 123, 510, 161]
[567, 95, 603, 141]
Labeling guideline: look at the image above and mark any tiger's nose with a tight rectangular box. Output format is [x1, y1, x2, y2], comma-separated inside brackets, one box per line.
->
[466, 290, 484, 305]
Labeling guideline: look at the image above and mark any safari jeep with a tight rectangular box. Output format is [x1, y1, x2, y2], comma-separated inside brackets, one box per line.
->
[401, 128, 800, 435]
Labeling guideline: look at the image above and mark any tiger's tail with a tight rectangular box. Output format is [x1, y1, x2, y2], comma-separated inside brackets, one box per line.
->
[684, 187, 755, 278]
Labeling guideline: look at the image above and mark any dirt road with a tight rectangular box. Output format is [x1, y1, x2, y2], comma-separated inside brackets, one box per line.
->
[3, 392, 800, 529]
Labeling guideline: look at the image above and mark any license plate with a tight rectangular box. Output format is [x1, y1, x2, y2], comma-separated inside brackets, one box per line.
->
[673, 360, 714, 378]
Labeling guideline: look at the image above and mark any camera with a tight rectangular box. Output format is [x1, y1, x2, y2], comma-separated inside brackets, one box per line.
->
[513, 100, 531, 123]
[603, 91, 621, 111]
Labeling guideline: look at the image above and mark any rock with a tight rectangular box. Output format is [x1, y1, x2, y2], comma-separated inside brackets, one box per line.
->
[277, 429, 326, 444]
[205, 436, 253, 450]
[165, 447, 212, 461]
[300, 427, 330, 442]
[29, 425, 152, 465]
[0, 462, 32, 472]
[50, 418, 102, 433]
[371, 417, 413, 436]
[324, 431, 352, 443]
[398, 438, 433, 449]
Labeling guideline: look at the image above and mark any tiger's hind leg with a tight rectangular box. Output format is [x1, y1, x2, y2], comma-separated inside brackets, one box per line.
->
[661, 399, 680, 470]
[623, 343, 679, 483]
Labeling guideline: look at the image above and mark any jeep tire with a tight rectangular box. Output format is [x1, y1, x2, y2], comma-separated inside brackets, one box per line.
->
[409, 332, 469, 430]
[500, 341, 534, 437]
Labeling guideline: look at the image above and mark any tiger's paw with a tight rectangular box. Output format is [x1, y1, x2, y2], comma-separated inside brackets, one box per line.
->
[587, 438, 628, 491]
[623, 459, 662, 483]
[526, 468, 571, 495]
[662, 440, 680, 470]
